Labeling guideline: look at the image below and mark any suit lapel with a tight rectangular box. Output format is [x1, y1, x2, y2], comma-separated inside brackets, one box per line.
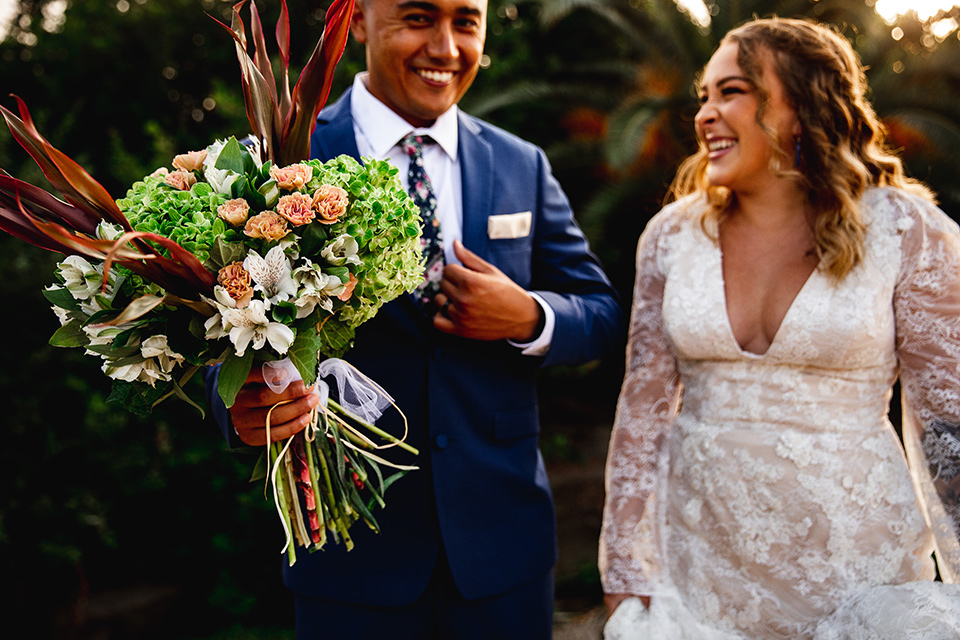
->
[312, 90, 362, 162]
[458, 113, 492, 258]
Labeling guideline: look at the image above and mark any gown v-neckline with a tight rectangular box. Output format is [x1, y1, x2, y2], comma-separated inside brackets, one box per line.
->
[716, 243, 821, 359]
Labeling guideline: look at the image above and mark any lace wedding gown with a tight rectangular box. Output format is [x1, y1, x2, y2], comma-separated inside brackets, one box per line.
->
[600, 187, 960, 639]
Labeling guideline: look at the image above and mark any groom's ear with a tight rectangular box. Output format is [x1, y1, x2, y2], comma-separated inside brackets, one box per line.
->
[351, 1, 368, 44]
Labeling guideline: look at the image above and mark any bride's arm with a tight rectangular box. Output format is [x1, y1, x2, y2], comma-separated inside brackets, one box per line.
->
[599, 208, 682, 606]
[892, 190, 960, 582]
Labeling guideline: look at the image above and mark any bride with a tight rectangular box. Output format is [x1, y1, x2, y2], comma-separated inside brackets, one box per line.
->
[600, 17, 960, 639]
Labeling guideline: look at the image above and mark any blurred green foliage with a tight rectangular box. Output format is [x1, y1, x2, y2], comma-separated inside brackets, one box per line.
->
[2, 0, 960, 637]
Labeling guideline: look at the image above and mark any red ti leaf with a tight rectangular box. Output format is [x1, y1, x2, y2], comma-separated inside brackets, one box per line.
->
[280, 0, 355, 166]
[0, 97, 132, 231]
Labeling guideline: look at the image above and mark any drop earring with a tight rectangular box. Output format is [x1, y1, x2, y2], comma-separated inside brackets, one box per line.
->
[794, 136, 802, 168]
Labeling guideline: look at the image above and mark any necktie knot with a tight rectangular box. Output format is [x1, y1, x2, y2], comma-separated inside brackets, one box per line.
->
[401, 133, 429, 158]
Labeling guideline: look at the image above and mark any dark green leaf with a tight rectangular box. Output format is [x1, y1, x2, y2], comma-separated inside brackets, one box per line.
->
[217, 347, 255, 408]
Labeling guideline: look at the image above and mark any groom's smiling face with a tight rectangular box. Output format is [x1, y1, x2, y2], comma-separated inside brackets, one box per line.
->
[351, 0, 487, 127]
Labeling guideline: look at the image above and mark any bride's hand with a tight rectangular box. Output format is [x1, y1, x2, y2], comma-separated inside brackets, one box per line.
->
[604, 593, 651, 617]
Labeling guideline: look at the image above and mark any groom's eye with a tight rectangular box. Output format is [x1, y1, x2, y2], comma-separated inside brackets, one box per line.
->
[404, 12, 432, 25]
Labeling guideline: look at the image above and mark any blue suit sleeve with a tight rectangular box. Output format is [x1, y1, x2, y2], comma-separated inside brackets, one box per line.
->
[527, 148, 625, 367]
[204, 363, 247, 449]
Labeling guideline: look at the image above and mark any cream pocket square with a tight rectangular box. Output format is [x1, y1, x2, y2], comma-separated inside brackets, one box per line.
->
[487, 211, 532, 240]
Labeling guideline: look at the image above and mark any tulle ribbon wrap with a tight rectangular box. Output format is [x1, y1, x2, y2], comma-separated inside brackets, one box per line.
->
[258, 357, 418, 564]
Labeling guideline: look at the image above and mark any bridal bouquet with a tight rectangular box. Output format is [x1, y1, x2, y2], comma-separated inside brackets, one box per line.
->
[0, 0, 423, 564]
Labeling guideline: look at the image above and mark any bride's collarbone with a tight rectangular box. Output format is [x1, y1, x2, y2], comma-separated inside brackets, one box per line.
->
[720, 238, 819, 355]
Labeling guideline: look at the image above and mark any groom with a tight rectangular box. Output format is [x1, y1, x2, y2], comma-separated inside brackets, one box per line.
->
[207, 0, 623, 636]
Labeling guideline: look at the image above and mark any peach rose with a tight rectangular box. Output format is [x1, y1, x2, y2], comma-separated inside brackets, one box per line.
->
[164, 169, 197, 191]
[244, 211, 289, 242]
[217, 262, 254, 308]
[337, 273, 358, 302]
[217, 198, 251, 227]
[270, 163, 313, 190]
[312, 184, 349, 224]
[276, 193, 315, 226]
[172, 149, 208, 172]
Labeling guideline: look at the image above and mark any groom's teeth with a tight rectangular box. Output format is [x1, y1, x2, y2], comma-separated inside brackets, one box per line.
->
[417, 69, 455, 83]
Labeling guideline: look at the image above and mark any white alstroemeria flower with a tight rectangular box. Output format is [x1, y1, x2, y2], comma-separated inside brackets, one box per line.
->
[221, 299, 295, 357]
[244, 246, 298, 307]
[204, 314, 227, 340]
[203, 139, 227, 168]
[213, 285, 239, 309]
[82, 321, 138, 355]
[57, 255, 102, 300]
[140, 335, 184, 374]
[321, 234, 361, 266]
[277, 234, 300, 260]
[204, 165, 242, 195]
[246, 137, 264, 167]
[103, 360, 151, 383]
[291, 261, 351, 318]
[103, 359, 169, 386]
[202, 294, 230, 340]
[96, 221, 124, 241]
[99, 334, 183, 386]
[51, 306, 72, 326]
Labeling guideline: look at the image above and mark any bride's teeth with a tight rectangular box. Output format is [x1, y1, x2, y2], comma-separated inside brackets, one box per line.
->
[708, 139, 735, 151]
[418, 69, 454, 83]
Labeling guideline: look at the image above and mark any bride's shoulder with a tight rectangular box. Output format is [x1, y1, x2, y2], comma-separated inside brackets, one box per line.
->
[644, 194, 709, 238]
[863, 186, 958, 239]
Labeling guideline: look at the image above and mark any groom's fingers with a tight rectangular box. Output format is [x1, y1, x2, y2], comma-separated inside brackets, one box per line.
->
[230, 393, 319, 446]
[452, 239, 497, 274]
[228, 370, 320, 446]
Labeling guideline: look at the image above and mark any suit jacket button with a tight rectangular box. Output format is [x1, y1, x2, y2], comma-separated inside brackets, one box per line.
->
[434, 434, 448, 449]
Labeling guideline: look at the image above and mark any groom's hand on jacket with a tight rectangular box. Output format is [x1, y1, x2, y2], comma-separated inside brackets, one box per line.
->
[229, 368, 320, 446]
[432, 240, 541, 342]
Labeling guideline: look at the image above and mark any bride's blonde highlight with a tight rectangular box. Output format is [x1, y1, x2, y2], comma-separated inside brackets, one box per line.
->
[668, 17, 934, 281]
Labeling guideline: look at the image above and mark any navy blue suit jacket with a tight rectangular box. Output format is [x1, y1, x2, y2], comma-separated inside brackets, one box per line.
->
[208, 89, 623, 606]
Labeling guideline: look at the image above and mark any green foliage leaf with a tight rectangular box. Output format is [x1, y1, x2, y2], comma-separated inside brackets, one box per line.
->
[214, 137, 246, 174]
[217, 348, 255, 408]
[297, 220, 330, 257]
[287, 330, 324, 386]
[105, 379, 169, 417]
[43, 287, 82, 312]
[49, 318, 88, 348]
[250, 450, 268, 483]
[205, 236, 248, 272]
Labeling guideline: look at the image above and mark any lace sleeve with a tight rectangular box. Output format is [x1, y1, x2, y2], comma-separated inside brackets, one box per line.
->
[599, 209, 682, 595]
[891, 190, 960, 583]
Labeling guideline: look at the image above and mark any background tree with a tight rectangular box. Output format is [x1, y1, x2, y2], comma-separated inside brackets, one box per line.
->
[2, 0, 959, 637]
[470, 0, 960, 295]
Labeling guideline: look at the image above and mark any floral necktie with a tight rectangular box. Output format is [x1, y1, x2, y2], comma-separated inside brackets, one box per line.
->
[401, 134, 444, 309]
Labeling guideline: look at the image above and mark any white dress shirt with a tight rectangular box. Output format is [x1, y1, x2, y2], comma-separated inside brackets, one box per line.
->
[348, 74, 554, 355]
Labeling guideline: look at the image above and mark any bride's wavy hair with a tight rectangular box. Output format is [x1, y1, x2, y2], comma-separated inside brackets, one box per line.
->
[668, 17, 934, 280]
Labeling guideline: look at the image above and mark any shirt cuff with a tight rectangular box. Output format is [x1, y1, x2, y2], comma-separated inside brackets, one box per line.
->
[507, 292, 555, 357]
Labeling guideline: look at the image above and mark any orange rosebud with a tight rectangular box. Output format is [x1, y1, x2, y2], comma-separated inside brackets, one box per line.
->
[244, 211, 289, 242]
[217, 198, 251, 226]
[217, 262, 254, 308]
[270, 163, 313, 190]
[172, 149, 208, 172]
[276, 193, 315, 226]
[312, 184, 348, 224]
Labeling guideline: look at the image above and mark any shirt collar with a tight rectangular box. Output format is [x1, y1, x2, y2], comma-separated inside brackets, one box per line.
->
[350, 73, 459, 161]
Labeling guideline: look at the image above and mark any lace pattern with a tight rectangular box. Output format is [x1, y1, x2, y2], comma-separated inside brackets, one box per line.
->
[600, 187, 960, 636]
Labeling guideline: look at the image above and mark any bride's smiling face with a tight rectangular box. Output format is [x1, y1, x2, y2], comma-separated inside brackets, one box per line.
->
[694, 41, 800, 194]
